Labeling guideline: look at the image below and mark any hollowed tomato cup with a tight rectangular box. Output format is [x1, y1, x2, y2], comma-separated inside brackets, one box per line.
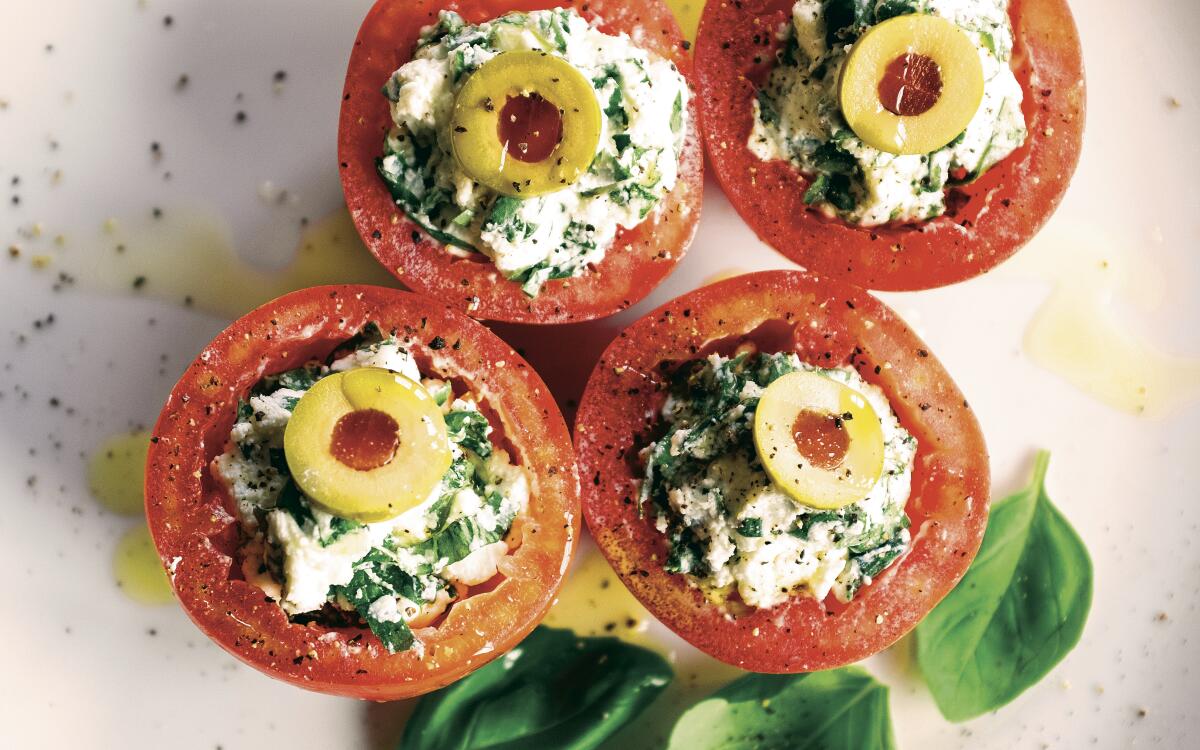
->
[695, 0, 1085, 291]
[339, 0, 703, 324]
[145, 285, 580, 699]
[576, 271, 990, 671]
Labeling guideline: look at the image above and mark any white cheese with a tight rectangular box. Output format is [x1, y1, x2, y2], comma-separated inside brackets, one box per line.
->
[215, 336, 531, 624]
[268, 510, 378, 614]
[443, 541, 510, 586]
[658, 354, 917, 609]
[389, 57, 455, 133]
[330, 341, 422, 382]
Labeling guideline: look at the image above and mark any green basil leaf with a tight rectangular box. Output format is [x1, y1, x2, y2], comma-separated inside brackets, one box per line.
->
[666, 667, 896, 750]
[402, 627, 672, 750]
[916, 451, 1093, 722]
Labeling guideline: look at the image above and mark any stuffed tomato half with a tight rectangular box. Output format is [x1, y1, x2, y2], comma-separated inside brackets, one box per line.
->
[339, 0, 703, 324]
[145, 286, 579, 699]
[576, 271, 989, 672]
[695, 0, 1085, 291]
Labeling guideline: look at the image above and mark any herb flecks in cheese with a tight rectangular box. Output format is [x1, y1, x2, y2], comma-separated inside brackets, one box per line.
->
[379, 8, 689, 295]
[749, 0, 1027, 226]
[213, 325, 529, 653]
[641, 352, 916, 608]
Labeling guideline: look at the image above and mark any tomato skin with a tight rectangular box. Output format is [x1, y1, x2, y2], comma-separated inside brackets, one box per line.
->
[575, 271, 990, 672]
[145, 286, 580, 699]
[338, 0, 703, 325]
[695, 0, 1085, 291]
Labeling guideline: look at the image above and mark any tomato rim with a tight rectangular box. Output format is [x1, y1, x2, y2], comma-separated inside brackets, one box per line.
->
[145, 285, 580, 699]
[338, 0, 704, 325]
[575, 271, 990, 672]
[694, 0, 1086, 291]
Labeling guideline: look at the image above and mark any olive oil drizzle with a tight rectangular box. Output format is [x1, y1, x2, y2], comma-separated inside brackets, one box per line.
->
[88, 430, 173, 604]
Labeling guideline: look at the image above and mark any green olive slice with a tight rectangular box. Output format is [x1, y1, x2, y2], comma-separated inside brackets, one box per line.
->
[753, 371, 886, 510]
[451, 50, 603, 198]
[839, 14, 985, 155]
[283, 368, 452, 523]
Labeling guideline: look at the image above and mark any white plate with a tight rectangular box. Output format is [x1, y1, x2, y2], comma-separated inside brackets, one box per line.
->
[1, 1, 1197, 748]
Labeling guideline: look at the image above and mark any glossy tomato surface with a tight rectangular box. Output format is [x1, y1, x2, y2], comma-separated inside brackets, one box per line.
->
[695, 0, 1085, 291]
[575, 271, 990, 672]
[339, 0, 703, 324]
[145, 286, 580, 699]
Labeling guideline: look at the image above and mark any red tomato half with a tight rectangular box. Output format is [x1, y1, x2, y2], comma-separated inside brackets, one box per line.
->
[695, 0, 1085, 291]
[576, 271, 990, 672]
[145, 286, 580, 699]
[339, 0, 703, 324]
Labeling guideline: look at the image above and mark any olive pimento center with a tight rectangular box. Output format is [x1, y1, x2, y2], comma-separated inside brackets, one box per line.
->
[331, 409, 401, 472]
[498, 93, 564, 163]
[878, 53, 944, 117]
[792, 409, 852, 471]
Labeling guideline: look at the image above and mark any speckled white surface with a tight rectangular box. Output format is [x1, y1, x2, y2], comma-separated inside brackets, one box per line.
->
[0, 1, 1197, 748]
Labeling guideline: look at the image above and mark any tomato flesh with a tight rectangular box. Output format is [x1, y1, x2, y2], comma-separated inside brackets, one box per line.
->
[145, 286, 581, 699]
[575, 271, 990, 672]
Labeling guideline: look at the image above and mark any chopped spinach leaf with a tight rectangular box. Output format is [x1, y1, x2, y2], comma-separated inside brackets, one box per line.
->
[736, 517, 763, 538]
[823, 0, 875, 47]
[412, 492, 512, 567]
[272, 478, 362, 547]
[790, 511, 841, 539]
[331, 543, 424, 653]
[262, 363, 324, 393]
[536, 9, 572, 54]
[376, 154, 476, 251]
[593, 66, 628, 130]
[665, 526, 708, 576]
[853, 536, 907, 579]
[482, 195, 538, 244]
[875, 0, 921, 22]
[444, 409, 493, 459]
[804, 173, 857, 211]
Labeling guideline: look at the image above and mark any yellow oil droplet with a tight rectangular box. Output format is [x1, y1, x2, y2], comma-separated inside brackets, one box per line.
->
[113, 524, 174, 605]
[61, 207, 399, 319]
[666, 0, 703, 45]
[271, 209, 401, 303]
[87, 430, 151, 516]
[1025, 286, 1200, 416]
[1007, 225, 1200, 417]
[545, 545, 657, 651]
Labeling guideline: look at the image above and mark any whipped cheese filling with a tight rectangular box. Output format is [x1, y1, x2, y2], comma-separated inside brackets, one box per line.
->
[213, 325, 529, 652]
[749, 0, 1027, 226]
[641, 351, 917, 609]
[379, 8, 690, 295]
